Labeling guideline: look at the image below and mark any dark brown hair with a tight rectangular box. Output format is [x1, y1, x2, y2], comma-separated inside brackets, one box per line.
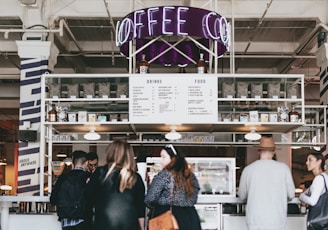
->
[308, 152, 326, 171]
[164, 145, 195, 198]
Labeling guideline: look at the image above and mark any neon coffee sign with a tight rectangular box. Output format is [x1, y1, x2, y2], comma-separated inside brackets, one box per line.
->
[116, 6, 230, 64]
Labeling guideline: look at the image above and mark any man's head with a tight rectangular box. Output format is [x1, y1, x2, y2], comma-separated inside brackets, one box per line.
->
[86, 152, 98, 173]
[257, 136, 276, 159]
[72, 150, 88, 169]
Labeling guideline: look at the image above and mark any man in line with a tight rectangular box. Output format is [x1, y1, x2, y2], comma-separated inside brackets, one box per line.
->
[238, 136, 295, 230]
[50, 150, 89, 230]
[86, 152, 98, 174]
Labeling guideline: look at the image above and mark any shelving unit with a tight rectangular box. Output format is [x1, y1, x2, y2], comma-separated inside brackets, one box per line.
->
[39, 73, 314, 145]
[41, 73, 305, 135]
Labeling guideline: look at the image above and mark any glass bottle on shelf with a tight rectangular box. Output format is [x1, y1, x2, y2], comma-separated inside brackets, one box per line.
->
[289, 104, 299, 122]
[196, 53, 207, 74]
[48, 104, 57, 122]
[137, 54, 150, 74]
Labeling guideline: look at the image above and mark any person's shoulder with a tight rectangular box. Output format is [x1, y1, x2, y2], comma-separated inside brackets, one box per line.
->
[95, 165, 107, 173]
[153, 169, 170, 181]
[316, 173, 328, 181]
[158, 169, 170, 176]
[273, 160, 290, 168]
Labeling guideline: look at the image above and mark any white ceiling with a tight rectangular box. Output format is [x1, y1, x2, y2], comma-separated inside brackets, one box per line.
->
[0, 0, 326, 127]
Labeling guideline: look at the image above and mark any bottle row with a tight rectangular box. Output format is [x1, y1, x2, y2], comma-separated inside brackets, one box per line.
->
[48, 102, 299, 123]
[47, 104, 128, 122]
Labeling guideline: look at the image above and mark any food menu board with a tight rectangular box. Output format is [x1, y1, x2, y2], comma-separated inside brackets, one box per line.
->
[129, 76, 218, 123]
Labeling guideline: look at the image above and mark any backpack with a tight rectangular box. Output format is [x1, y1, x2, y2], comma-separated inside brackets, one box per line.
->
[56, 170, 87, 219]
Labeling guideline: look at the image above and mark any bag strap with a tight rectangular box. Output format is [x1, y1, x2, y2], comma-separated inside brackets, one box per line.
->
[320, 174, 328, 192]
[150, 174, 174, 218]
[170, 175, 174, 211]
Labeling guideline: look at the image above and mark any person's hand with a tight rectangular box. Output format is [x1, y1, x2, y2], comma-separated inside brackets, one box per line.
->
[300, 201, 307, 206]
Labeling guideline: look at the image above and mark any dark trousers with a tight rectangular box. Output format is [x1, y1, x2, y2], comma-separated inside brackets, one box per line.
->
[62, 222, 86, 230]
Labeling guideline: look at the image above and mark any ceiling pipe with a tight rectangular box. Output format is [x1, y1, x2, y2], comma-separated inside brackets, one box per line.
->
[0, 18, 65, 39]
[319, 23, 328, 32]
[242, 0, 274, 54]
[103, 0, 116, 65]
[59, 18, 83, 52]
[280, 24, 322, 74]
[235, 0, 274, 71]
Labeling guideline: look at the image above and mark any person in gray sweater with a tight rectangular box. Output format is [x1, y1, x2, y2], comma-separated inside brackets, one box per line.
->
[238, 136, 295, 230]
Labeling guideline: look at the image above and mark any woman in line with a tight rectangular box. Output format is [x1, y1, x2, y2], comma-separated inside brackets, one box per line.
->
[145, 144, 202, 230]
[86, 140, 145, 230]
[299, 152, 328, 230]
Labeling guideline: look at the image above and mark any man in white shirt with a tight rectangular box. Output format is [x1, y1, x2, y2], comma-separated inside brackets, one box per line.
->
[238, 136, 295, 230]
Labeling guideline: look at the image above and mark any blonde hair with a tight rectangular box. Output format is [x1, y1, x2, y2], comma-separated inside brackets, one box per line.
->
[104, 140, 137, 192]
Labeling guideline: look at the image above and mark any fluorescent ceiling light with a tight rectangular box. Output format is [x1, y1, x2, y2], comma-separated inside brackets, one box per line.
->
[291, 146, 302, 150]
[165, 126, 182, 141]
[56, 153, 67, 158]
[0, 185, 12, 191]
[244, 127, 261, 141]
[84, 126, 101, 141]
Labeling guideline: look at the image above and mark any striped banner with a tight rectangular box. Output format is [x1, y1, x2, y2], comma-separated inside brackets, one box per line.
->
[17, 57, 50, 195]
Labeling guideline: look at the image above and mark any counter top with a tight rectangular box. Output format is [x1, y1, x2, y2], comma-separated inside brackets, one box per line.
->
[0, 196, 50, 203]
[197, 195, 300, 204]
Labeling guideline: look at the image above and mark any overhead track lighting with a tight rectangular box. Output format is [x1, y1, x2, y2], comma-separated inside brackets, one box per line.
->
[84, 126, 101, 141]
[165, 126, 182, 141]
[244, 126, 261, 141]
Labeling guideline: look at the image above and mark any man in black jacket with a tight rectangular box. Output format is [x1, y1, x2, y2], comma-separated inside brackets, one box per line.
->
[50, 150, 89, 230]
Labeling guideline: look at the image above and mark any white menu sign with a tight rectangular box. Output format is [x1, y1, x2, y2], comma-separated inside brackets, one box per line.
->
[129, 76, 217, 123]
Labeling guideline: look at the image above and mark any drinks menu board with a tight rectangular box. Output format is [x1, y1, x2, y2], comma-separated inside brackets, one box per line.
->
[129, 76, 217, 123]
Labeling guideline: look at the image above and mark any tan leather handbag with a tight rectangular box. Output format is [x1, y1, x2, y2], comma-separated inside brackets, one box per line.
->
[148, 176, 179, 230]
[148, 209, 179, 230]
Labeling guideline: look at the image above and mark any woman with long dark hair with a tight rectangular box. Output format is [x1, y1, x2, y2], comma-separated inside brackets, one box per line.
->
[300, 152, 328, 230]
[145, 144, 201, 230]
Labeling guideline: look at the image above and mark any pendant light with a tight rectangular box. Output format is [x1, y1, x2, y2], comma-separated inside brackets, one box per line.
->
[165, 126, 182, 141]
[84, 126, 101, 141]
[244, 126, 261, 141]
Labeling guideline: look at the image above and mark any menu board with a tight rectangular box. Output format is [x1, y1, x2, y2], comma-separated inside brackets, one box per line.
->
[129, 76, 217, 123]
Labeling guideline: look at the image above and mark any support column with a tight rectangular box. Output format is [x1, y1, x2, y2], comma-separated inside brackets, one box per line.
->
[15, 41, 58, 195]
[316, 43, 328, 156]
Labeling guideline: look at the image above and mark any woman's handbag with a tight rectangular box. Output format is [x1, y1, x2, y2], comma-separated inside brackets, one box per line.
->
[307, 174, 328, 229]
[148, 209, 179, 230]
[148, 176, 179, 230]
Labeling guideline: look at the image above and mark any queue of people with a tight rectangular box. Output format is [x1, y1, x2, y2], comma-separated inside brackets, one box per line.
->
[50, 137, 328, 230]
